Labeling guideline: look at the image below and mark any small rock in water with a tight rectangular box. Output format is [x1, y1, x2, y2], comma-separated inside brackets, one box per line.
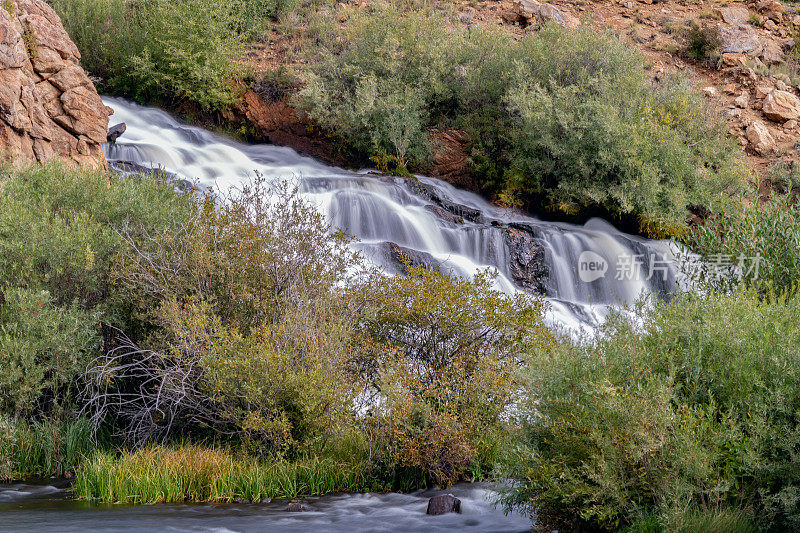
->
[107, 122, 127, 143]
[286, 500, 306, 512]
[426, 494, 462, 515]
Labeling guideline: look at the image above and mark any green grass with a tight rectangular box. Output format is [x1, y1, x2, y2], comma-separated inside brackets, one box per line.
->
[1, 418, 93, 481]
[74, 444, 378, 503]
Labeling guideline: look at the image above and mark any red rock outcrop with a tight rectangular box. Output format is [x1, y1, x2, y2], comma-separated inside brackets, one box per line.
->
[0, 0, 110, 167]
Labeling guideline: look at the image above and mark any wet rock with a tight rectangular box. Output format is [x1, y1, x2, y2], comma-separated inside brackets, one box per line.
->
[762, 89, 800, 122]
[378, 241, 444, 274]
[514, 0, 580, 29]
[425, 204, 464, 224]
[286, 500, 306, 512]
[427, 494, 462, 516]
[0, 0, 110, 167]
[415, 182, 484, 223]
[107, 122, 126, 143]
[719, 25, 763, 55]
[746, 120, 776, 154]
[505, 223, 548, 293]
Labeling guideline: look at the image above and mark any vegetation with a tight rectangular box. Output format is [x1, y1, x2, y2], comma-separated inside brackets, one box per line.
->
[1, 417, 92, 481]
[298, 7, 744, 234]
[52, 0, 275, 110]
[685, 191, 800, 293]
[75, 445, 374, 503]
[503, 288, 800, 531]
[0, 162, 544, 497]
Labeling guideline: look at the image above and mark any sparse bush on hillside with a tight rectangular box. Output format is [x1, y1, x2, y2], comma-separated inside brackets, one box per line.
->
[680, 21, 722, 63]
[504, 289, 800, 531]
[298, 7, 744, 234]
[53, 0, 271, 110]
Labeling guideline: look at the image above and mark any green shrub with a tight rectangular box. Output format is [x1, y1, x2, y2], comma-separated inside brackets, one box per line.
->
[503, 289, 800, 531]
[298, 7, 744, 233]
[0, 162, 192, 425]
[354, 265, 551, 486]
[685, 193, 800, 293]
[53, 0, 260, 110]
[680, 21, 722, 63]
[87, 178, 363, 451]
[0, 288, 97, 418]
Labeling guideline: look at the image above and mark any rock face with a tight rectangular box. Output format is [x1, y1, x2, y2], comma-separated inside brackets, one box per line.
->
[0, 0, 111, 167]
[716, 7, 750, 25]
[719, 25, 763, 55]
[762, 89, 800, 122]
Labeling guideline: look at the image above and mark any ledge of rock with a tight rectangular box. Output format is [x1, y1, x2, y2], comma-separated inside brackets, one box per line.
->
[0, 0, 110, 168]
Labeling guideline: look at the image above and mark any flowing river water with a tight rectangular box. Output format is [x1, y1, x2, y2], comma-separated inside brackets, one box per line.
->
[1, 98, 683, 531]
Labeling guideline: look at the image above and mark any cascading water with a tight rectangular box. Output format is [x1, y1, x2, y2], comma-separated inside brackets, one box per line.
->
[103, 97, 680, 332]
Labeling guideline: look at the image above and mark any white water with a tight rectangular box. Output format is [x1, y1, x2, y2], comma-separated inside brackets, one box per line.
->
[103, 97, 680, 332]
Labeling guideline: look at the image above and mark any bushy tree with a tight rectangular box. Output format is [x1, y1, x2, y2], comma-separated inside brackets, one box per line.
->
[355, 265, 551, 486]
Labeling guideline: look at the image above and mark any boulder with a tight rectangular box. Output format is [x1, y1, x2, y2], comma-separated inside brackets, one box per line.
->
[504, 223, 548, 294]
[719, 25, 763, 55]
[107, 122, 126, 143]
[514, 0, 580, 29]
[702, 86, 718, 98]
[378, 241, 444, 275]
[761, 39, 784, 65]
[746, 120, 776, 154]
[0, 0, 110, 167]
[427, 494, 462, 516]
[734, 91, 750, 108]
[762, 90, 800, 122]
[285, 501, 306, 512]
[716, 7, 750, 25]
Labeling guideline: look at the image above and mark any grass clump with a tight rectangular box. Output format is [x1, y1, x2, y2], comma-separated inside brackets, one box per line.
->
[1, 417, 92, 481]
[74, 444, 373, 503]
[298, 7, 744, 235]
[502, 288, 800, 531]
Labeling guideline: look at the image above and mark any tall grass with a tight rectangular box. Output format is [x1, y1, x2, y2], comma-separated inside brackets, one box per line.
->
[74, 445, 376, 503]
[1, 418, 92, 481]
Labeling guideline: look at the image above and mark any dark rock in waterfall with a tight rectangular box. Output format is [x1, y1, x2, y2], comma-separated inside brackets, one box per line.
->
[107, 122, 127, 144]
[378, 242, 444, 274]
[286, 500, 306, 512]
[414, 181, 484, 223]
[109, 160, 195, 193]
[426, 494, 462, 515]
[504, 223, 548, 294]
[425, 204, 463, 224]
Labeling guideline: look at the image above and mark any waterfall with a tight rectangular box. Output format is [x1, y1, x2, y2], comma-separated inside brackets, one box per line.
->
[103, 97, 680, 332]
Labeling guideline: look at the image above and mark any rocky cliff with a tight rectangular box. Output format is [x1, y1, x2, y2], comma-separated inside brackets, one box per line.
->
[0, 0, 110, 168]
